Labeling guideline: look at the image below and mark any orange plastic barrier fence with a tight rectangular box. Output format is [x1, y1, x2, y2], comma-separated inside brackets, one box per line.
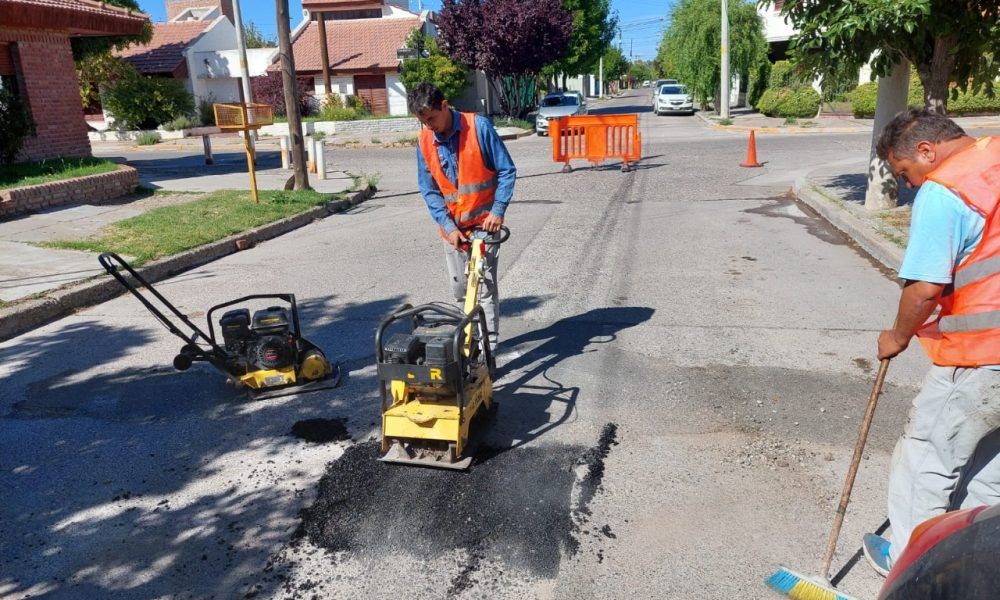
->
[551, 114, 641, 172]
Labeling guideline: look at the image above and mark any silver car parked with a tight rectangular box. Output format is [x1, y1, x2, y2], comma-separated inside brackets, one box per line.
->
[535, 92, 588, 136]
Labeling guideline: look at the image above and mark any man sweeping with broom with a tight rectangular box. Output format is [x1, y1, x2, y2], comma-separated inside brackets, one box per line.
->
[768, 109, 1000, 599]
[864, 108, 1000, 576]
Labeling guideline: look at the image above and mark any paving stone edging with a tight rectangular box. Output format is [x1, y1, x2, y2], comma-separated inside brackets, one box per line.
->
[793, 177, 905, 272]
[0, 186, 377, 342]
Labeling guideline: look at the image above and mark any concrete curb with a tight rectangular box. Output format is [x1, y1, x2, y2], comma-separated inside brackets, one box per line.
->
[0, 186, 377, 342]
[793, 178, 905, 273]
[498, 127, 534, 141]
[694, 110, 870, 134]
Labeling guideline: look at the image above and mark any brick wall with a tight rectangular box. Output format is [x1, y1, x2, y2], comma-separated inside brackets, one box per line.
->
[0, 28, 92, 162]
[166, 0, 234, 22]
[0, 165, 139, 218]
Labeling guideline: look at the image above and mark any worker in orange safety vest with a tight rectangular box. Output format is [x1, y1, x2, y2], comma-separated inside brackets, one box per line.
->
[862, 108, 1000, 576]
[408, 82, 517, 347]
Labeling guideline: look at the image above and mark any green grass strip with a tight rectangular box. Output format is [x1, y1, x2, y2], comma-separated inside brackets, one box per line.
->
[41, 189, 340, 264]
[0, 157, 119, 190]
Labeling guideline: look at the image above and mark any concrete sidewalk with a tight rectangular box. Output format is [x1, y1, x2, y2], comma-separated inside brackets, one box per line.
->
[793, 119, 1000, 273]
[698, 109, 1000, 135]
[0, 147, 354, 306]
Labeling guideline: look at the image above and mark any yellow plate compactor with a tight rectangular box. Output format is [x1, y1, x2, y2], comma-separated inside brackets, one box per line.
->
[375, 226, 509, 469]
[99, 253, 339, 399]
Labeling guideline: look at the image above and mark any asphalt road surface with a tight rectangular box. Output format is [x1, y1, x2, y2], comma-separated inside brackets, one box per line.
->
[1, 89, 933, 600]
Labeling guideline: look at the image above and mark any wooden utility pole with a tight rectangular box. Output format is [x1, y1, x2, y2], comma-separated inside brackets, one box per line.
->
[277, 0, 309, 190]
[317, 12, 331, 95]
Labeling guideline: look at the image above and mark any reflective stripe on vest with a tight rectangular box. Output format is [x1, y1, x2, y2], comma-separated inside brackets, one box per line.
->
[954, 253, 1000, 289]
[916, 136, 1000, 366]
[418, 112, 498, 234]
[939, 310, 1000, 333]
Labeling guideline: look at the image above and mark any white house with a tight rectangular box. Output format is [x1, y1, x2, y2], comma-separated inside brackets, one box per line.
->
[116, 0, 275, 108]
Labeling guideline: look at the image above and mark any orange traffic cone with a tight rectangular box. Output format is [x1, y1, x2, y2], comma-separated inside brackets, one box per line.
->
[740, 130, 763, 168]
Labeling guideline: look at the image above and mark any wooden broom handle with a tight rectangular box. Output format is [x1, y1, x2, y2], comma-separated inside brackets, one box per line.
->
[820, 357, 891, 580]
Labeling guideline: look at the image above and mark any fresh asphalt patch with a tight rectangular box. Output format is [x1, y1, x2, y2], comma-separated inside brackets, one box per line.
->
[286, 423, 620, 591]
[290, 418, 351, 444]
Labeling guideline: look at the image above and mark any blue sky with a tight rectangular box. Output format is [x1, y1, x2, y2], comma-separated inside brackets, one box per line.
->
[137, 0, 672, 61]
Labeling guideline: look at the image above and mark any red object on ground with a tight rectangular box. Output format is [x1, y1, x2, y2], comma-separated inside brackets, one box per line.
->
[879, 504, 1000, 600]
[740, 130, 763, 168]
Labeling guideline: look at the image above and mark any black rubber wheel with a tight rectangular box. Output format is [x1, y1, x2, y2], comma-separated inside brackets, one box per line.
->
[173, 353, 193, 371]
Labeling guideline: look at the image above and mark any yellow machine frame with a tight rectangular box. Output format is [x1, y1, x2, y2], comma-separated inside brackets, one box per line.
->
[377, 232, 503, 469]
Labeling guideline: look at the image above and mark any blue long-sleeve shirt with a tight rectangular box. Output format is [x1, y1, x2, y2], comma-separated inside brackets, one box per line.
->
[417, 109, 517, 234]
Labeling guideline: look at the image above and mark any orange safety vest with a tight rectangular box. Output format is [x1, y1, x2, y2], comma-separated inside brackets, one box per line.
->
[419, 112, 498, 236]
[916, 136, 1000, 366]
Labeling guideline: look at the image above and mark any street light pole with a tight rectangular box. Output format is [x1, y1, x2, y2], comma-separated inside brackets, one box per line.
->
[232, 0, 252, 106]
[720, 0, 730, 119]
[231, 0, 257, 144]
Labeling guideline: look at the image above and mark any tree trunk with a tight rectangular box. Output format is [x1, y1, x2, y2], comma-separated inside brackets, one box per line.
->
[865, 59, 909, 211]
[276, 0, 309, 190]
[917, 35, 958, 114]
[561, 73, 567, 92]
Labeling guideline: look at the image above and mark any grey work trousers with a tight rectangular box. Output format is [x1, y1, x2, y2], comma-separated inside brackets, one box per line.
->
[443, 233, 500, 344]
[887, 365, 1000, 563]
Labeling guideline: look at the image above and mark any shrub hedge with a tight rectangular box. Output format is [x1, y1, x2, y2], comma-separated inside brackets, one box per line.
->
[101, 71, 194, 130]
[757, 86, 821, 118]
[849, 68, 1000, 117]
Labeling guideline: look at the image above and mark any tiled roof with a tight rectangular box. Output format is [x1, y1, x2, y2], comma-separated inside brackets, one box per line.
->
[116, 20, 212, 75]
[0, 0, 148, 35]
[284, 17, 422, 73]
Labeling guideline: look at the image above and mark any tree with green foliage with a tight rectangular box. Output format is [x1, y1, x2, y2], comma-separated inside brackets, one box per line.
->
[77, 53, 135, 111]
[0, 86, 34, 164]
[602, 46, 628, 85]
[545, 0, 618, 88]
[627, 60, 654, 88]
[73, 0, 151, 120]
[658, 0, 768, 111]
[70, 0, 151, 61]
[399, 31, 471, 103]
[243, 21, 276, 49]
[437, 0, 573, 118]
[767, 0, 1000, 113]
[100, 69, 194, 130]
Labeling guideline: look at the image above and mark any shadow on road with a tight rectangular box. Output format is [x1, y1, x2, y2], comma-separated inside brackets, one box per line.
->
[588, 104, 654, 115]
[0, 293, 406, 600]
[485, 306, 655, 457]
[825, 172, 917, 207]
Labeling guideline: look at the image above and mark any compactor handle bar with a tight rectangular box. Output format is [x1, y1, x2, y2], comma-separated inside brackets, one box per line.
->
[460, 225, 510, 245]
[98, 252, 227, 358]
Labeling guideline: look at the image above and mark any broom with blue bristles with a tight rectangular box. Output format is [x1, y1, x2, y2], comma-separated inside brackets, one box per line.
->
[766, 358, 891, 600]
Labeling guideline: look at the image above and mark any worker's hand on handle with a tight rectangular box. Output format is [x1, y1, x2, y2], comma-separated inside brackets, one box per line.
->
[446, 228, 468, 250]
[481, 213, 504, 233]
[877, 329, 910, 360]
